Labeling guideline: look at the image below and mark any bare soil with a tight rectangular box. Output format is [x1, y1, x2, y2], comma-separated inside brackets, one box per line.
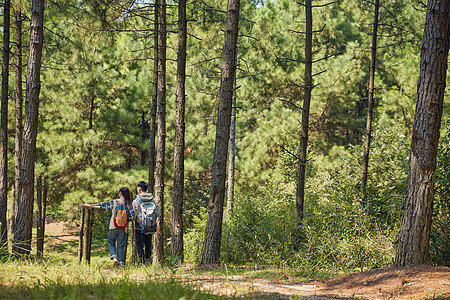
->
[46, 220, 450, 299]
[179, 265, 450, 299]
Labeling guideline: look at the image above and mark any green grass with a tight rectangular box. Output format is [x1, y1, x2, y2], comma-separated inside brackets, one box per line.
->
[0, 258, 224, 300]
[0, 223, 330, 300]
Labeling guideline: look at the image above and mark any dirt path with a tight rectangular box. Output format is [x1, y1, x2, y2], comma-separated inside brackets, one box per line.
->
[179, 265, 450, 299]
[46, 220, 450, 299]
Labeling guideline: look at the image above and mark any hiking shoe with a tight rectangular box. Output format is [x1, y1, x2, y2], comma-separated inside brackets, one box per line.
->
[112, 257, 119, 267]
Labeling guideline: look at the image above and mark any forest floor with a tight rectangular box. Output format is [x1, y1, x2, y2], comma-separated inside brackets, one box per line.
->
[45, 220, 450, 299]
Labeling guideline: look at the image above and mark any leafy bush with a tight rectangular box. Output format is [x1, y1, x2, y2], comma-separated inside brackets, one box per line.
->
[221, 185, 298, 266]
[184, 207, 208, 264]
[188, 124, 407, 272]
[430, 125, 450, 266]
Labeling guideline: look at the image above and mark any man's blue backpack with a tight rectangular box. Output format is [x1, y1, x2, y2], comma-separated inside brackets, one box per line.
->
[137, 198, 157, 234]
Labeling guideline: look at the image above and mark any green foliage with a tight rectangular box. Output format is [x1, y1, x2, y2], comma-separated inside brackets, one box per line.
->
[184, 123, 409, 271]
[221, 185, 298, 266]
[299, 124, 409, 271]
[430, 117, 450, 266]
[5, 0, 448, 271]
[184, 207, 208, 264]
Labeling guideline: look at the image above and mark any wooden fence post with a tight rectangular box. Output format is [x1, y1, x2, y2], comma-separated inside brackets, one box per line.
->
[83, 207, 93, 264]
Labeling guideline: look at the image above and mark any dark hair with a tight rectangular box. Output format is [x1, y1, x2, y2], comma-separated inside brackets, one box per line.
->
[119, 187, 132, 207]
[137, 181, 148, 192]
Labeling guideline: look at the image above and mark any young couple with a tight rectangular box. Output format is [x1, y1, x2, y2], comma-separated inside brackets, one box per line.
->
[92, 181, 159, 267]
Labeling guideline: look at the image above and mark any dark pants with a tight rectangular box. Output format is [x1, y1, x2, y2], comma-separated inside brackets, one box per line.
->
[135, 223, 152, 264]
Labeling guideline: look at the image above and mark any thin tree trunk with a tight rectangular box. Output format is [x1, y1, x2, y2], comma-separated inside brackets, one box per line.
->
[394, 0, 450, 267]
[140, 112, 149, 166]
[10, 8, 23, 237]
[36, 176, 43, 258]
[201, 0, 240, 265]
[148, 1, 159, 195]
[296, 0, 313, 225]
[13, 0, 45, 256]
[171, 0, 187, 263]
[361, 0, 380, 190]
[226, 65, 237, 216]
[153, 0, 166, 265]
[0, 0, 11, 252]
[88, 96, 94, 130]
[87, 95, 94, 165]
[42, 177, 46, 253]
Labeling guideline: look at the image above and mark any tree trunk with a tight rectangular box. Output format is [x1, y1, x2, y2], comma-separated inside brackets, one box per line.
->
[10, 8, 23, 237]
[296, 0, 313, 225]
[361, 0, 380, 190]
[87, 95, 94, 166]
[42, 177, 47, 252]
[148, 1, 159, 195]
[153, 0, 166, 265]
[201, 0, 240, 265]
[140, 112, 149, 166]
[171, 0, 187, 263]
[226, 64, 237, 216]
[0, 0, 11, 252]
[394, 0, 450, 267]
[36, 176, 43, 258]
[13, 0, 45, 256]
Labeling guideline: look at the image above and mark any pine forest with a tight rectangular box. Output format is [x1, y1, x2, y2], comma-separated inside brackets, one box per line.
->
[0, 0, 449, 297]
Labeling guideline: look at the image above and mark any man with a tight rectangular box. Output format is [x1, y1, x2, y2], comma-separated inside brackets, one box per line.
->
[133, 181, 159, 264]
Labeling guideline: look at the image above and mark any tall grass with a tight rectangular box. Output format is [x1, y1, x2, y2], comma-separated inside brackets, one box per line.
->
[0, 257, 222, 300]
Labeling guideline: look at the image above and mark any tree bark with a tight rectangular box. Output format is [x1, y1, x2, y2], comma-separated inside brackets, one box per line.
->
[201, 0, 240, 265]
[394, 0, 450, 267]
[87, 95, 94, 165]
[13, 0, 45, 256]
[226, 59, 237, 216]
[140, 112, 149, 166]
[153, 0, 166, 265]
[10, 8, 23, 237]
[148, 1, 159, 195]
[361, 0, 380, 190]
[36, 176, 43, 258]
[0, 0, 11, 252]
[296, 0, 313, 225]
[171, 0, 187, 263]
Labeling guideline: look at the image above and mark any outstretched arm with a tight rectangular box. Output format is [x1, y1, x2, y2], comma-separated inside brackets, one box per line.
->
[83, 204, 101, 209]
[95, 199, 116, 210]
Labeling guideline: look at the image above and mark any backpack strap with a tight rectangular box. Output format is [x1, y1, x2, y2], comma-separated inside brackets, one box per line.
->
[135, 197, 145, 233]
[113, 199, 118, 215]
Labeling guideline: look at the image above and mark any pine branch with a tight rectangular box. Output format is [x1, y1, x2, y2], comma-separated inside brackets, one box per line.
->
[312, 51, 343, 63]
[278, 143, 299, 160]
[312, 0, 339, 8]
[312, 69, 326, 77]
[278, 97, 302, 110]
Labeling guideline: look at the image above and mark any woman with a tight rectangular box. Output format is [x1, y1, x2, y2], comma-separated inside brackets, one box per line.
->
[93, 187, 135, 267]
